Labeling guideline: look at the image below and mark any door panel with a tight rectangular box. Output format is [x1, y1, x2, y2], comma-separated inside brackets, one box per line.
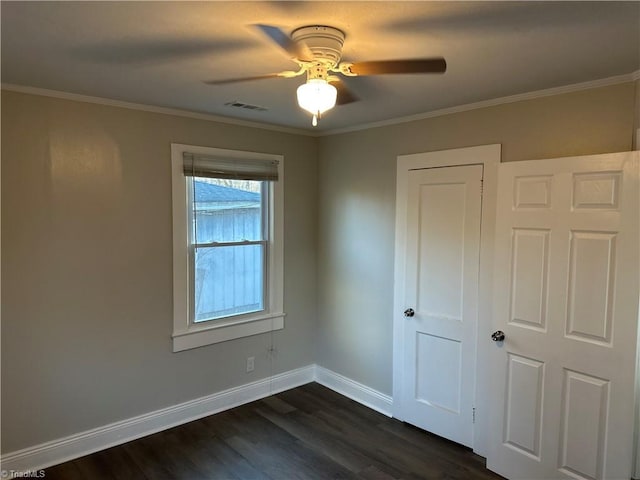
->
[566, 231, 615, 344]
[509, 228, 550, 331]
[488, 152, 639, 480]
[504, 353, 544, 460]
[417, 182, 466, 320]
[403, 164, 482, 447]
[558, 369, 609, 480]
[416, 333, 462, 413]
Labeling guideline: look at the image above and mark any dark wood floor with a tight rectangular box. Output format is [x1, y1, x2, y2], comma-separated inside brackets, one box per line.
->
[45, 382, 504, 479]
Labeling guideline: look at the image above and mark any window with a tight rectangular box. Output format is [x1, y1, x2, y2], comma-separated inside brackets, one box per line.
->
[171, 144, 284, 352]
[192, 178, 265, 321]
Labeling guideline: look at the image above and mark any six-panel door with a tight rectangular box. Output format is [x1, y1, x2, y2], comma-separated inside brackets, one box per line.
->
[488, 153, 639, 480]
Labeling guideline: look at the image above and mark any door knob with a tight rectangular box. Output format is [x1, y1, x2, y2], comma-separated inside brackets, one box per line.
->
[404, 308, 415, 317]
[491, 330, 505, 342]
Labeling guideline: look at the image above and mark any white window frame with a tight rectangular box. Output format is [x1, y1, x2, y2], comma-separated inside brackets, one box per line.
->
[171, 143, 284, 352]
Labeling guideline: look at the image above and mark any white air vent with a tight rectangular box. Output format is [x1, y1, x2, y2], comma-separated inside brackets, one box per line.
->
[225, 101, 268, 112]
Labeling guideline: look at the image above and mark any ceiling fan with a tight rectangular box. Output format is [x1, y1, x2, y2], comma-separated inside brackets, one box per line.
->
[205, 25, 446, 126]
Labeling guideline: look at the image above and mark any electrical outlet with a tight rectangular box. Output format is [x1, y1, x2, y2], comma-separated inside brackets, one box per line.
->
[246, 356, 255, 373]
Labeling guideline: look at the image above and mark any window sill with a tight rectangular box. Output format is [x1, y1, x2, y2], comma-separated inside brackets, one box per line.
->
[172, 312, 285, 352]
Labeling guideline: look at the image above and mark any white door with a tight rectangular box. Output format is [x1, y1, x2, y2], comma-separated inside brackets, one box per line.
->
[487, 152, 639, 480]
[402, 164, 483, 447]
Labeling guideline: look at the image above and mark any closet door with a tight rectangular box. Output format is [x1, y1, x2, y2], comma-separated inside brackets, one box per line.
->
[487, 152, 639, 480]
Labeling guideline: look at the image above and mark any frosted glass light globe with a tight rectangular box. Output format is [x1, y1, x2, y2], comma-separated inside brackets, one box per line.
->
[296, 79, 337, 115]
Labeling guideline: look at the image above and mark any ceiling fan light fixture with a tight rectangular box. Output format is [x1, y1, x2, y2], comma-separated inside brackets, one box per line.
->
[206, 24, 447, 127]
[296, 79, 337, 125]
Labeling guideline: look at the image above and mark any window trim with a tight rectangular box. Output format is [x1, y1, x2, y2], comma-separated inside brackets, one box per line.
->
[171, 143, 284, 352]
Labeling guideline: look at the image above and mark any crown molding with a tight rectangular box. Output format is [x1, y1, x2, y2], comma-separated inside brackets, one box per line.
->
[3, 70, 639, 138]
[0, 83, 313, 137]
[319, 70, 640, 137]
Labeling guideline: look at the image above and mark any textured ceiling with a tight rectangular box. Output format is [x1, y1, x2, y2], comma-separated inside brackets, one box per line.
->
[2, 1, 639, 132]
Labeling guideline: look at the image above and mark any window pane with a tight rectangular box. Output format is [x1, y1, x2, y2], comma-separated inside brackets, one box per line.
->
[194, 244, 264, 322]
[193, 178, 263, 243]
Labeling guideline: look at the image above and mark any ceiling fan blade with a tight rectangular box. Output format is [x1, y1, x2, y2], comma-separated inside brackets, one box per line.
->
[253, 24, 314, 62]
[348, 58, 447, 75]
[204, 73, 283, 85]
[329, 78, 359, 105]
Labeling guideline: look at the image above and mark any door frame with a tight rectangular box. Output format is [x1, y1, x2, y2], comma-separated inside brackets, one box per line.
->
[636, 156, 640, 479]
[635, 133, 640, 480]
[393, 144, 501, 456]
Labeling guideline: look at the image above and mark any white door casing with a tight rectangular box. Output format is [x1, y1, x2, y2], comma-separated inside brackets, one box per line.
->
[487, 152, 639, 480]
[636, 129, 640, 480]
[394, 144, 501, 455]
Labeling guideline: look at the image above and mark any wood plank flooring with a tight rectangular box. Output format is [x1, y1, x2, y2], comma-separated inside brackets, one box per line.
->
[44, 382, 504, 479]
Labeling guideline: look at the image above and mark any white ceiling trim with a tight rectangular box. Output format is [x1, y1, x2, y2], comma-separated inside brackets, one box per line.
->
[3, 70, 639, 138]
[0, 83, 313, 137]
[319, 70, 640, 137]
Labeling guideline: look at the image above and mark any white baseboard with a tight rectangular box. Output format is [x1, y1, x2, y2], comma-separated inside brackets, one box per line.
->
[314, 365, 393, 417]
[0, 365, 393, 473]
[1, 365, 315, 473]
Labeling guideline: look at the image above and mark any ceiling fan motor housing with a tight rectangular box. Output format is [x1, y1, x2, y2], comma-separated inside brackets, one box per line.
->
[292, 25, 345, 67]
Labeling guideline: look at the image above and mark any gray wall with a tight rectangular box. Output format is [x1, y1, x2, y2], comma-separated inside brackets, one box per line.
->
[2, 81, 638, 454]
[316, 82, 637, 395]
[1, 91, 318, 453]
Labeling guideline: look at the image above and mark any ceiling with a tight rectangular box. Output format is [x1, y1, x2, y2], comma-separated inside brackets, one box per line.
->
[2, 1, 639, 133]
